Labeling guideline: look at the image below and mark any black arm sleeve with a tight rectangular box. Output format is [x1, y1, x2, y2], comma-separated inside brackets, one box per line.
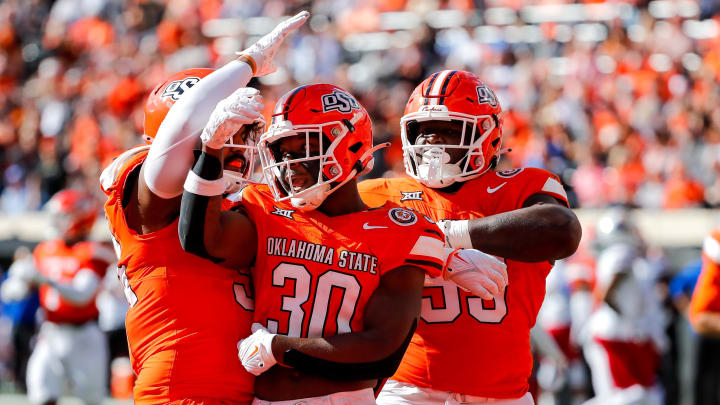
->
[178, 151, 223, 262]
[281, 319, 417, 381]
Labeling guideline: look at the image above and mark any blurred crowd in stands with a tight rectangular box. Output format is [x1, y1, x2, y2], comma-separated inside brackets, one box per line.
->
[1, 0, 720, 215]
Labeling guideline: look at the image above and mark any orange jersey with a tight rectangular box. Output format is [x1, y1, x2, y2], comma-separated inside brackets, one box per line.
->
[690, 229, 720, 323]
[101, 146, 254, 405]
[34, 240, 112, 324]
[359, 167, 569, 399]
[237, 184, 444, 338]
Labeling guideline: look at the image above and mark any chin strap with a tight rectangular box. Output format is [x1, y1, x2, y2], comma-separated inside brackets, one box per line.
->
[357, 142, 390, 176]
[290, 142, 391, 210]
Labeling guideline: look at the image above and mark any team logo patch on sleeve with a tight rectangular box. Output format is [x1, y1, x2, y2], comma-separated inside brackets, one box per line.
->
[389, 208, 417, 226]
[496, 168, 524, 178]
[400, 191, 424, 201]
[271, 206, 295, 220]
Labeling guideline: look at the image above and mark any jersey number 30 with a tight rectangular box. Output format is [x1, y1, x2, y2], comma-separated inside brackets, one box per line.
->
[421, 277, 508, 324]
[266, 263, 361, 337]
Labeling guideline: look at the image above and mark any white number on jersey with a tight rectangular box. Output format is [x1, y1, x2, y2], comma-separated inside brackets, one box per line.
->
[110, 233, 138, 308]
[265, 263, 361, 337]
[117, 265, 138, 308]
[421, 277, 507, 324]
[233, 274, 254, 311]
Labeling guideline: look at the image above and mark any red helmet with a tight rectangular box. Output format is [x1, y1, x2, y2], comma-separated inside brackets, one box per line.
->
[401, 70, 503, 188]
[44, 189, 98, 241]
[257, 84, 379, 210]
[143, 68, 214, 144]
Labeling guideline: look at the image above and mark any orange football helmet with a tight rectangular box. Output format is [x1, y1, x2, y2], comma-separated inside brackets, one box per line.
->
[401, 70, 503, 188]
[143, 68, 259, 192]
[44, 189, 98, 241]
[257, 84, 382, 210]
[143, 68, 215, 144]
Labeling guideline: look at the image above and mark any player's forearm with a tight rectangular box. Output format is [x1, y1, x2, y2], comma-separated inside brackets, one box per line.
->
[271, 330, 400, 365]
[692, 312, 720, 337]
[467, 204, 581, 262]
[47, 270, 100, 305]
[144, 59, 253, 198]
[179, 147, 226, 259]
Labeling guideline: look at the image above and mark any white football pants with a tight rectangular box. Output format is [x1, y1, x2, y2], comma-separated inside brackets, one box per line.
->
[377, 380, 535, 405]
[252, 388, 376, 405]
[27, 321, 108, 405]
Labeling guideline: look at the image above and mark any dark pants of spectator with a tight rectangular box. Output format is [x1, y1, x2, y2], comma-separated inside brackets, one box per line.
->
[695, 336, 720, 405]
[11, 322, 35, 393]
[661, 314, 680, 405]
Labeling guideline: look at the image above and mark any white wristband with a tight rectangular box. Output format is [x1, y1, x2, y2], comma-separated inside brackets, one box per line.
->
[183, 170, 226, 196]
[438, 219, 473, 249]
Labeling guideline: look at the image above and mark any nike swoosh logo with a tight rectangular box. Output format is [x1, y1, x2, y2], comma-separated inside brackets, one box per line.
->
[486, 182, 507, 194]
[363, 222, 388, 230]
[249, 346, 259, 358]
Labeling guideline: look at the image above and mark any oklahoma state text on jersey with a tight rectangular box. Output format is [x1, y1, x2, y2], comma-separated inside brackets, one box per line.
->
[34, 240, 113, 324]
[100, 146, 254, 405]
[690, 228, 720, 323]
[237, 183, 444, 338]
[359, 167, 569, 399]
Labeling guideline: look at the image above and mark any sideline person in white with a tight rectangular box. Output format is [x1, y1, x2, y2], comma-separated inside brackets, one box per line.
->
[2, 190, 113, 405]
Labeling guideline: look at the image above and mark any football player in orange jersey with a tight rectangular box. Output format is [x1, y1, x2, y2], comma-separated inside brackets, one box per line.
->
[179, 83, 507, 405]
[691, 228, 720, 335]
[689, 228, 720, 404]
[99, 12, 308, 405]
[358, 70, 582, 405]
[1, 189, 115, 405]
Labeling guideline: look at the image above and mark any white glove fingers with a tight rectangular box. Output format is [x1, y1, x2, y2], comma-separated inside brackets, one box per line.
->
[229, 100, 264, 115]
[277, 11, 310, 37]
[231, 93, 263, 107]
[487, 267, 508, 289]
[221, 112, 257, 128]
[225, 104, 264, 121]
[475, 274, 499, 296]
[473, 284, 493, 300]
[251, 322, 265, 333]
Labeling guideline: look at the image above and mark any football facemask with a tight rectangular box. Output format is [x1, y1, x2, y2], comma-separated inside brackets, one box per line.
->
[258, 119, 357, 211]
[258, 84, 383, 210]
[401, 70, 503, 188]
[401, 105, 497, 188]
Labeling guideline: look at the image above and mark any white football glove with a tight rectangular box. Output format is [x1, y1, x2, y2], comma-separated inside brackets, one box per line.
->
[442, 248, 508, 300]
[0, 277, 31, 301]
[237, 11, 310, 77]
[201, 87, 264, 150]
[9, 257, 47, 285]
[237, 322, 277, 376]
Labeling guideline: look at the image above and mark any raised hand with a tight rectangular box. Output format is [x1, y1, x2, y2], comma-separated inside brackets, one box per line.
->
[201, 87, 264, 150]
[238, 11, 310, 77]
